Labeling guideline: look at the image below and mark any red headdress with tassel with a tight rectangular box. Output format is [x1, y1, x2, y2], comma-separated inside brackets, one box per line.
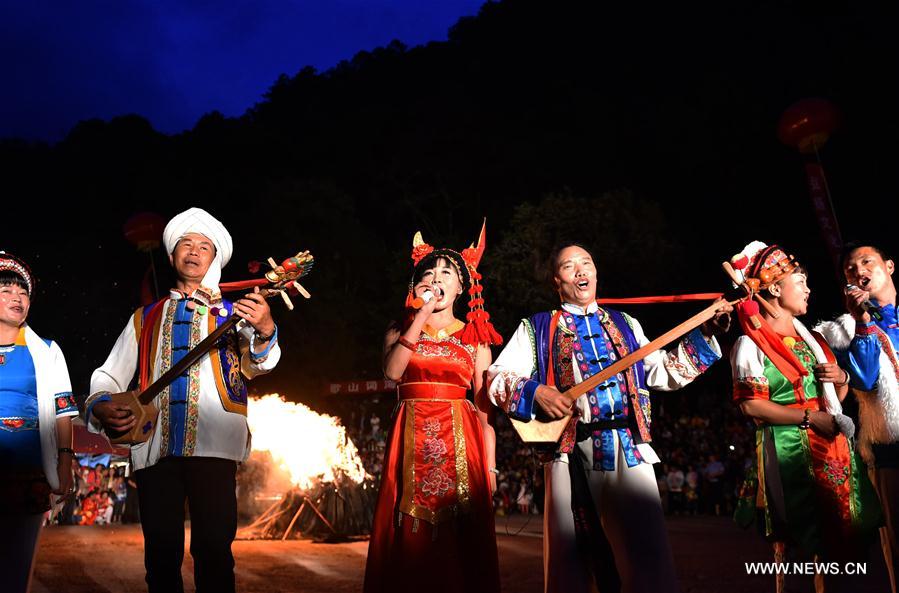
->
[406, 220, 503, 347]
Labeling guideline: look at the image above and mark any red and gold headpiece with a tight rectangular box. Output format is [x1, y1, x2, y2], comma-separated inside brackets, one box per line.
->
[407, 220, 503, 347]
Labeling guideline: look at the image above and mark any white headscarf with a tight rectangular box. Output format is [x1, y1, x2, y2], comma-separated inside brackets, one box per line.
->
[163, 207, 233, 291]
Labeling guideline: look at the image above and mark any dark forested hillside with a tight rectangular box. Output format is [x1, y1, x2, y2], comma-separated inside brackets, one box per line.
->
[3, 0, 896, 404]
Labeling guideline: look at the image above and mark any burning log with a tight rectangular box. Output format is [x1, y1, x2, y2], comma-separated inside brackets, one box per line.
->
[237, 476, 378, 541]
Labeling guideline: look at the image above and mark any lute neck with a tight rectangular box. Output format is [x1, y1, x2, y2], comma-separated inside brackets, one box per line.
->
[138, 313, 241, 405]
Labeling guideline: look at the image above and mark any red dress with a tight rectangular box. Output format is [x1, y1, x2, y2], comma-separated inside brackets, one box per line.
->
[364, 321, 500, 593]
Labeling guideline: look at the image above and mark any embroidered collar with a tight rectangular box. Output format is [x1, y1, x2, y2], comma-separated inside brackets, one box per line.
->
[561, 301, 599, 316]
[168, 287, 222, 306]
[422, 319, 465, 339]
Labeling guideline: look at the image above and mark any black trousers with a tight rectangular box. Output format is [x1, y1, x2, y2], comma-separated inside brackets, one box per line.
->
[134, 456, 237, 593]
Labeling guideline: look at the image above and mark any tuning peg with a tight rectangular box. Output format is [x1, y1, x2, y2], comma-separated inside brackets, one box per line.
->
[293, 281, 311, 299]
[279, 290, 295, 311]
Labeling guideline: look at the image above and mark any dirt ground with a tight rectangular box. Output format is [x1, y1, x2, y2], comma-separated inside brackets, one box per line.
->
[33, 515, 892, 592]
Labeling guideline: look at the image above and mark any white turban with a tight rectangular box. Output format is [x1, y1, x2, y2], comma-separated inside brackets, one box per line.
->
[163, 207, 233, 291]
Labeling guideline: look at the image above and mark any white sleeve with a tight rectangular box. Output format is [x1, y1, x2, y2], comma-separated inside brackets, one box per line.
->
[487, 321, 536, 408]
[90, 314, 139, 396]
[239, 324, 280, 378]
[630, 314, 722, 392]
[730, 336, 766, 380]
[86, 315, 139, 433]
[730, 335, 770, 401]
[50, 341, 78, 418]
[51, 341, 73, 393]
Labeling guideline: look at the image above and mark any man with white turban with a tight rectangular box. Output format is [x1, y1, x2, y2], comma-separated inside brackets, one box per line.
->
[85, 207, 280, 593]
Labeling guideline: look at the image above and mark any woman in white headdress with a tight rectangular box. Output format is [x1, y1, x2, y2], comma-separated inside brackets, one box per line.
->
[728, 241, 880, 591]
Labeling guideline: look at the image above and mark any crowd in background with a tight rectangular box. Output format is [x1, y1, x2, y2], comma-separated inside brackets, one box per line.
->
[50, 462, 136, 526]
[57, 392, 756, 525]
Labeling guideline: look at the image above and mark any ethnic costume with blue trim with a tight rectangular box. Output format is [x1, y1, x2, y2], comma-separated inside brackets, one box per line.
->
[494, 302, 718, 470]
[0, 330, 77, 468]
[817, 309, 899, 591]
[85, 289, 280, 471]
[0, 327, 77, 513]
[83, 207, 280, 593]
[488, 300, 721, 593]
[817, 306, 899, 467]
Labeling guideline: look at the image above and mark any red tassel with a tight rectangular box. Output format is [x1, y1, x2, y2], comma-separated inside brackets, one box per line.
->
[459, 318, 504, 347]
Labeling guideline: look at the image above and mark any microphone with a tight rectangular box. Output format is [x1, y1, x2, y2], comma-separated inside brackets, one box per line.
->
[411, 287, 442, 309]
[846, 284, 884, 321]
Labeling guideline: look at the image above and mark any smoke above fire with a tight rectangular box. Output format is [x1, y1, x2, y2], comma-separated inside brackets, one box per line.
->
[247, 394, 367, 490]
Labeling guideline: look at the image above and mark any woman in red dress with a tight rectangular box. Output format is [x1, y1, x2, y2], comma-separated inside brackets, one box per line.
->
[364, 224, 503, 593]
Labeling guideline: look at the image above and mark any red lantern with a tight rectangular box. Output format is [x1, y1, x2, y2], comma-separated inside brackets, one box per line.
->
[777, 98, 840, 154]
[123, 212, 166, 252]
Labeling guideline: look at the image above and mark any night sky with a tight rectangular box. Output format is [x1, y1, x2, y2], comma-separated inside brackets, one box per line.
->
[2, 1, 898, 413]
[1, 0, 483, 140]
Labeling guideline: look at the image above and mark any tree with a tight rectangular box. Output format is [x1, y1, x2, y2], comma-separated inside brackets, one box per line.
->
[488, 190, 685, 334]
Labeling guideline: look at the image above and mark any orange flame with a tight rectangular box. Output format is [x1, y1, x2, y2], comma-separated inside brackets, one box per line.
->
[247, 394, 367, 490]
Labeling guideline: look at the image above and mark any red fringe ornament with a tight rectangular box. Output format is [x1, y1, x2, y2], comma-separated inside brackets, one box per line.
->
[459, 270, 503, 347]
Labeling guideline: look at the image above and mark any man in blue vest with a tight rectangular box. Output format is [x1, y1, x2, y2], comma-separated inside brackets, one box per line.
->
[488, 243, 730, 593]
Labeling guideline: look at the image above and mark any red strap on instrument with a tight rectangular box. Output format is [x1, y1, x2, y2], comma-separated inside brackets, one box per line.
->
[219, 279, 268, 292]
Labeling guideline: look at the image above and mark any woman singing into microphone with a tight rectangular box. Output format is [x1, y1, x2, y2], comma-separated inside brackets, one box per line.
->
[363, 224, 503, 593]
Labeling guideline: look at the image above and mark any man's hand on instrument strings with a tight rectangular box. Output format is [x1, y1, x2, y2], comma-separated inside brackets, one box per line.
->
[235, 287, 275, 340]
[534, 385, 577, 419]
[92, 401, 137, 432]
[701, 298, 734, 337]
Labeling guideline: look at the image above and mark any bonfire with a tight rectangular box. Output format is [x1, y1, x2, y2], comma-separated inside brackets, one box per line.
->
[236, 394, 378, 541]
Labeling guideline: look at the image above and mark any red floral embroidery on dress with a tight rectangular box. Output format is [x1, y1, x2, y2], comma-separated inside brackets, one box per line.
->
[422, 437, 448, 464]
[422, 418, 449, 464]
[423, 418, 441, 435]
[416, 334, 476, 366]
[823, 459, 850, 487]
[421, 466, 455, 497]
